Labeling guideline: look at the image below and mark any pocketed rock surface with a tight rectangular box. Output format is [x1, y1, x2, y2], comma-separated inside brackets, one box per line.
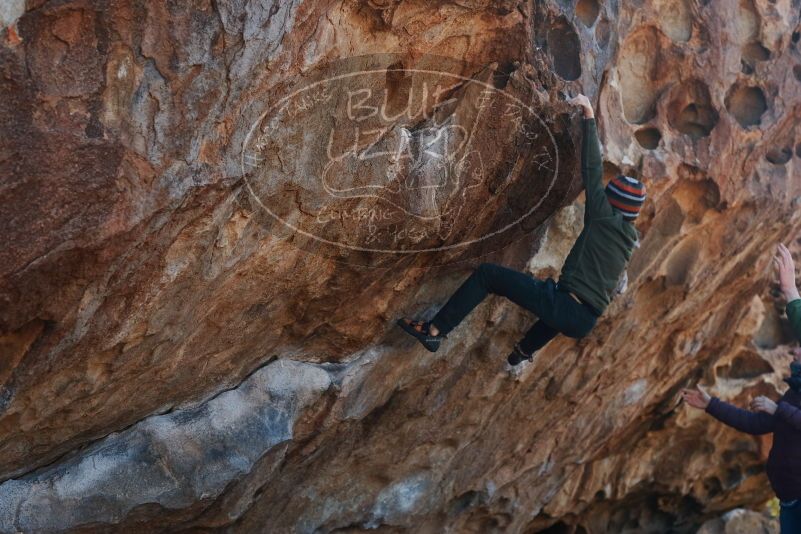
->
[1, 0, 800, 532]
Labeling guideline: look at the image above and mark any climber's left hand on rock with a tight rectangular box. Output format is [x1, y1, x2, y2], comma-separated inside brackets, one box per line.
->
[750, 395, 777, 414]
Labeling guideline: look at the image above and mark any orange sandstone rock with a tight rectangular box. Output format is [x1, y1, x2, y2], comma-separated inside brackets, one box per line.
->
[0, 0, 799, 532]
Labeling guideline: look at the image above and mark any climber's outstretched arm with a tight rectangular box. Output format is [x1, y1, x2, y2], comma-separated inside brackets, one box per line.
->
[706, 397, 776, 435]
[682, 385, 775, 435]
[568, 94, 613, 220]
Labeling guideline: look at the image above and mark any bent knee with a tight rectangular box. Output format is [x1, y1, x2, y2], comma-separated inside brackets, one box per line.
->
[475, 263, 498, 283]
[568, 321, 597, 339]
[476, 262, 496, 275]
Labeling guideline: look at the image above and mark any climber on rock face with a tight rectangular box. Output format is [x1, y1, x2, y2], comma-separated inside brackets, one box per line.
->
[397, 94, 646, 366]
[682, 243, 801, 534]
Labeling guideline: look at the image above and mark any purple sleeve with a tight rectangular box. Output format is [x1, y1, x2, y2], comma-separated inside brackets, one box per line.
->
[776, 401, 801, 431]
[705, 397, 776, 435]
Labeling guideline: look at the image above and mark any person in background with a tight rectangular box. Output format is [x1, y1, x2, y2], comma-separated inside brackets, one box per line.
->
[682, 244, 801, 533]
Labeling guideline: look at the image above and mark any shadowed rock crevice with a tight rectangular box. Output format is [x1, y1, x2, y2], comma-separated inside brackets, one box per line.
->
[725, 83, 767, 128]
[718, 350, 773, 379]
[547, 17, 582, 81]
[664, 237, 701, 287]
[654, 0, 692, 42]
[753, 304, 796, 349]
[765, 146, 792, 165]
[575, 0, 600, 28]
[595, 15, 611, 48]
[618, 26, 666, 124]
[666, 80, 719, 140]
[742, 41, 770, 64]
[634, 126, 662, 149]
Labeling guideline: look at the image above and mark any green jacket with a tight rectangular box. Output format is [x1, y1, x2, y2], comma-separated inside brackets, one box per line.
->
[558, 119, 639, 315]
[788, 299, 801, 340]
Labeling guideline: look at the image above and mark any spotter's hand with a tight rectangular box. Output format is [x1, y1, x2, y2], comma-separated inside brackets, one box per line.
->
[751, 395, 778, 415]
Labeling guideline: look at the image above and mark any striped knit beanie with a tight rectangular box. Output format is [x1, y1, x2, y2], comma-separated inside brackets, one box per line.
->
[605, 175, 646, 220]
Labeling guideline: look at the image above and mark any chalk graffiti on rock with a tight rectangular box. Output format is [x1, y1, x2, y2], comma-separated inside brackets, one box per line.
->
[239, 55, 559, 265]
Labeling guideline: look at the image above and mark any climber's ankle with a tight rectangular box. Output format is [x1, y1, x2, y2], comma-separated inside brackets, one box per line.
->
[429, 324, 440, 337]
[507, 344, 534, 366]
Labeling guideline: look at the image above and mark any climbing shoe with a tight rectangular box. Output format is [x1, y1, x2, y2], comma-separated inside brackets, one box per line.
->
[507, 344, 534, 366]
[396, 318, 443, 353]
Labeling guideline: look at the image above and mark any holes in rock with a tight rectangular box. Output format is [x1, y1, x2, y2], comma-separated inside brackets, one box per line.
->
[766, 146, 792, 165]
[354, 0, 395, 31]
[576, 0, 600, 27]
[492, 61, 516, 89]
[794, 65, 801, 82]
[754, 305, 795, 349]
[793, 31, 800, 44]
[734, 0, 760, 45]
[721, 350, 773, 379]
[654, 0, 692, 42]
[677, 496, 705, 520]
[703, 476, 723, 495]
[746, 464, 764, 476]
[544, 376, 560, 400]
[479, 517, 501, 530]
[741, 61, 754, 75]
[664, 237, 700, 287]
[538, 521, 571, 534]
[635, 127, 662, 149]
[619, 27, 663, 124]
[796, 143, 801, 158]
[673, 104, 717, 139]
[595, 16, 611, 47]
[473, 512, 512, 531]
[670, 175, 721, 222]
[653, 198, 685, 237]
[725, 84, 767, 128]
[450, 491, 480, 514]
[742, 42, 770, 63]
[724, 467, 743, 488]
[667, 80, 719, 139]
[547, 17, 582, 80]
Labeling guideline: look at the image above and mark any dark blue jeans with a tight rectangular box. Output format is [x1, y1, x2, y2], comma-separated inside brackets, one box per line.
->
[781, 499, 801, 533]
[431, 263, 599, 354]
